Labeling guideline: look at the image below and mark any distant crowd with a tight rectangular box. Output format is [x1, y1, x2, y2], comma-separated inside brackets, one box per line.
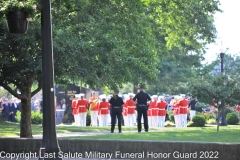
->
[0, 97, 42, 122]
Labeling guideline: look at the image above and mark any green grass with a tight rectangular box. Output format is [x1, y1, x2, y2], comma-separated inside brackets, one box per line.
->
[63, 127, 240, 143]
[1, 121, 240, 143]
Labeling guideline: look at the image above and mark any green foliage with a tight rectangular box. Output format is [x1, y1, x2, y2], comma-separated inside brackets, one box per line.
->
[15, 111, 42, 124]
[190, 75, 240, 110]
[199, 112, 215, 120]
[188, 121, 194, 127]
[15, 111, 21, 122]
[192, 115, 205, 127]
[225, 107, 233, 116]
[31, 111, 42, 124]
[169, 113, 175, 123]
[226, 113, 239, 125]
[87, 110, 91, 126]
[0, 0, 222, 136]
[206, 118, 216, 124]
[0, 0, 38, 18]
[195, 102, 208, 112]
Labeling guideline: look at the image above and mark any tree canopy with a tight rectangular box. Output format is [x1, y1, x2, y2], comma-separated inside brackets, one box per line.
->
[0, 0, 221, 137]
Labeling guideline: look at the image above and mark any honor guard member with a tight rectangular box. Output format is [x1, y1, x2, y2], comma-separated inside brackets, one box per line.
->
[89, 92, 99, 127]
[109, 90, 124, 133]
[157, 96, 167, 127]
[147, 102, 153, 127]
[97, 99, 103, 127]
[179, 95, 189, 127]
[149, 95, 158, 127]
[123, 102, 129, 127]
[77, 93, 88, 127]
[122, 94, 129, 127]
[72, 94, 80, 126]
[133, 85, 151, 132]
[98, 94, 110, 127]
[172, 96, 181, 127]
[125, 93, 136, 127]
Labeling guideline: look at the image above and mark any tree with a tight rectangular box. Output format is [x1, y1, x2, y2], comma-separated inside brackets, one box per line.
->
[147, 47, 203, 95]
[0, 0, 159, 137]
[190, 75, 240, 132]
[0, 0, 222, 137]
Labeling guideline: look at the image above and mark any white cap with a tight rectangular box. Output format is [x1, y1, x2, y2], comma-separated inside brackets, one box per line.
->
[158, 96, 164, 100]
[180, 94, 185, 97]
[79, 93, 85, 97]
[99, 94, 106, 99]
[151, 95, 158, 98]
[75, 94, 80, 98]
[128, 93, 135, 96]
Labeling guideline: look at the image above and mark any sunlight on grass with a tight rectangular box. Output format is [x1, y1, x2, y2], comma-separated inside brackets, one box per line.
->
[1, 121, 240, 143]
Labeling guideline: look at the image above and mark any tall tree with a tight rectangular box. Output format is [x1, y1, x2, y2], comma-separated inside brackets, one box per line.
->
[0, 0, 221, 137]
[190, 74, 240, 132]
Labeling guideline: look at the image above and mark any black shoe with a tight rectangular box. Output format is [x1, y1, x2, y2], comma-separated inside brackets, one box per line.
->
[111, 131, 114, 133]
[138, 131, 141, 132]
[145, 130, 148, 132]
[119, 131, 122, 133]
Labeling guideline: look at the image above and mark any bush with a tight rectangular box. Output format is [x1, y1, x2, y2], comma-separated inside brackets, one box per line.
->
[15, 111, 21, 122]
[225, 107, 233, 115]
[169, 113, 175, 123]
[86, 110, 91, 126]
[206, 114, 215, 120]
[15, 111, 43, 124]
[192, 115, 205, 127]
[188, 121, 194, 127]
[226, 112, 239, 125]
[31, 111, 43, 124]
[206, 118, 216, 124]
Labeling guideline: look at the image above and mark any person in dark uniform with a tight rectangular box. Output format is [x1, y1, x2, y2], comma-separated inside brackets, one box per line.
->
[133, 86, 151, 132]
[109, 90, 124, 133]
[188, 97, 198, 121]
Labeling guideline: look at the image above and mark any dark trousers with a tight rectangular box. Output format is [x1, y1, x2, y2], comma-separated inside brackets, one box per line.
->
[137, 105, 148, 132]
[110, 107, 122, 132]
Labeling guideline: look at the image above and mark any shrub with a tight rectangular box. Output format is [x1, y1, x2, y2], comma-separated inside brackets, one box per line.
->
[192, 115, 205, 127]
[31, 111, 43, 124]
[225, 107, 233, 115]
[188, 121, 194, 127]
[226, 112, 239, 125]
[15, 111, 21, 122]
[169, 113, 175, 123]
[86, 110, 91, 126]
[206, 118, 216, 124]
[207, 114, 215, 120]
[15, 111, 43, 124]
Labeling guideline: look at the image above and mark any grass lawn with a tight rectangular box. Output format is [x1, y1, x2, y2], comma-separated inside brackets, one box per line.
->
[63, 127, 240, 143]
[0, 121, 240, 143]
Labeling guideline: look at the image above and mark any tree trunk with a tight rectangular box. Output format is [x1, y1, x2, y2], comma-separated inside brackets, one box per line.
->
[20, 89, 33, 138]
[133, 82, 138, 94]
